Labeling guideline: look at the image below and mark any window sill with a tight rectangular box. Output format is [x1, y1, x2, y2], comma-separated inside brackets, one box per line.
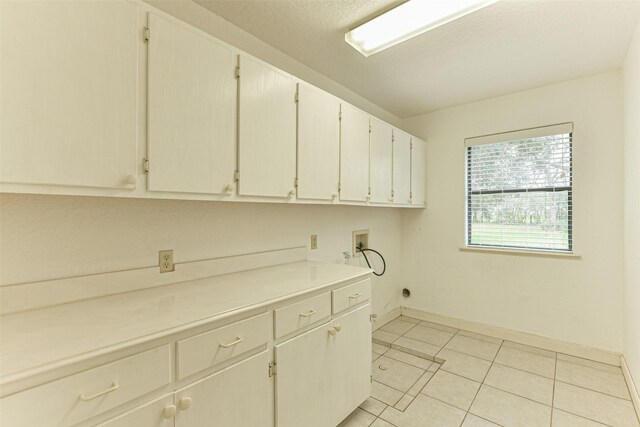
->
[459, 246, 581, 259]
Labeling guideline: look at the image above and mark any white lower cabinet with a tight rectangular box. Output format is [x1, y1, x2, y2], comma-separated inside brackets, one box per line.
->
[275, 304, 371, 427]
[3, 278, 371, 427]
[175, 351, 273, 427]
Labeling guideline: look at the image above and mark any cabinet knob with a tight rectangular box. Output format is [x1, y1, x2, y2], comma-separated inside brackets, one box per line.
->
[328, 326, 337, 336]
[332, 193, 338, 201]
[125, 175, 138, 186]
[162, 405, 177, 419]
[288, 189, 296, 199]
[178, 397, 192, 411]
[224, 183, 235, 194]
[334, 323, 342, 332]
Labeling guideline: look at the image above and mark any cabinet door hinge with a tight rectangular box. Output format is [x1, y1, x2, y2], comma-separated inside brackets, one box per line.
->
[370, 375, 373, 383]
[369, 314, 377, 322]
[339, 111, 342, 121]
[143, 27, 150, 42]
[235, 66, 240, 79]
[337, 183, 341, 192]
[369, 124, 372, 134]
[294, 90, 299, 104]
[234, 170, 240, 182]
[294, 177, 298, 188]
[269, 362, 277, 377]
[410, 142, 413, 150]
[143, 158, 149, 173]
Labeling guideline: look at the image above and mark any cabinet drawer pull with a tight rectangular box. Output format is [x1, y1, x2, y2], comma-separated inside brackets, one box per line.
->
[79, 382, 119, 401]
[219, 336, 244, 348]
[299, 309, 316, 318]
[349, 293, 362, 299]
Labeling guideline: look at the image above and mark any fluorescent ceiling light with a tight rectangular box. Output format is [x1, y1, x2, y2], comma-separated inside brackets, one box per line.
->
[345, 0, 498, 57]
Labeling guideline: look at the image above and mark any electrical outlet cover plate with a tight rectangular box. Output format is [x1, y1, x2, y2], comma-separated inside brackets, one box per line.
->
[352, 230, 369, 256]
[159, 250, 174, 273]
[310, 234, 318, 250]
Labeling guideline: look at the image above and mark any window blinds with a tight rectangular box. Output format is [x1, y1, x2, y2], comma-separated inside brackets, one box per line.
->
[465, 123, 573, 252]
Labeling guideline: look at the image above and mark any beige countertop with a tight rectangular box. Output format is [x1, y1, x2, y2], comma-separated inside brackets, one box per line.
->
[0, 261, 370, 386]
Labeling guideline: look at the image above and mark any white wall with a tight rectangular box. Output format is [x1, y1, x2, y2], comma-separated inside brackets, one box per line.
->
[0, 194, 403, 318]
[401, 71, 625, 352]
[624, 22, 640, 385]
[144, 0, 401, 127]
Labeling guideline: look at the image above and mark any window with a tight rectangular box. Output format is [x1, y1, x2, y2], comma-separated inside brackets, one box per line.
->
[465, 123, 573, 252]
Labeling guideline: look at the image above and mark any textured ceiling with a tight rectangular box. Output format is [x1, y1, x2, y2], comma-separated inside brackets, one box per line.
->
[196, 0, 640, 118]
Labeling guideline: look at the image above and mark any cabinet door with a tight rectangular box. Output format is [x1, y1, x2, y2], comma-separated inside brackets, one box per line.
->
[0, 0, 138, 190]
[411, 138, 427, 206]
[297, 83, 340, 201]
[174, 351, 273, 427]
[369, 119, 393, 204]
[331, 304, 372, 424]
[340, 104, 370, 202]
[275, 304, 371, 427]
[97, 395, 174, 427]
[275, 321, 334, 427]
[393, 129, 412, 205]
[147, 13, 235, 195]
[238, 55, 297, 198]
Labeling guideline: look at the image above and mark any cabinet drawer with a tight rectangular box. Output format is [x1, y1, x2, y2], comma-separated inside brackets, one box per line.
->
[274, 292, 331, 338]
[332, 279, 371, 314]
[0, 345, 171, 427]
[177, 312, 271, 379]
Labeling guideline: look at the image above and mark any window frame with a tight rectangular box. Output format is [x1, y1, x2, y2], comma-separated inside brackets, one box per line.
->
[464, 123, 574, 254]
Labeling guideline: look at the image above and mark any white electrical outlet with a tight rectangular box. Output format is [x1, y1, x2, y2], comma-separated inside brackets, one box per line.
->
[159, 250, 174, 273]
[352, 230, 369, 256]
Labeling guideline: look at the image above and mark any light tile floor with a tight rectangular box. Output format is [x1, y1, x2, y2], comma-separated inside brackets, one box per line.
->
[338, 316, 640, 427]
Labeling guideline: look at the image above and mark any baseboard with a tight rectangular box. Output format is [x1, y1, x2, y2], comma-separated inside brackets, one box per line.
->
[372, 306, 401, 331]
[401, 307, 621, 366]
[622, 355, 640, 421]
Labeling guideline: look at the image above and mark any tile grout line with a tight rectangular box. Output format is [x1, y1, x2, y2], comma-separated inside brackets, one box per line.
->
[550, 348, 558, 426]
[385, 319, 443, 413]
[491, 360, 555, 380]
[374, 317, 451, 417]
[461, 334, 504, 426]
[554, 378, 635, 401]
[552, 409, 615, 427]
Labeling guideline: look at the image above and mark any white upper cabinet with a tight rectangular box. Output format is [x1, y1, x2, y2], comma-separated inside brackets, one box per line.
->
[0, 0, 138, 190]
[369, 119, 393, 204]
[297, 83, 340, 201]
[339, 104, 370, 202]
[393, 129, 412, 205]
[147, 13, 236, 195]
[411, 137, 427, 206]
[238, 55, 297, 198]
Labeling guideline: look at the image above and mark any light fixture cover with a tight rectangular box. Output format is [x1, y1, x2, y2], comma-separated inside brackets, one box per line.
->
[345, 0, 498, 57]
